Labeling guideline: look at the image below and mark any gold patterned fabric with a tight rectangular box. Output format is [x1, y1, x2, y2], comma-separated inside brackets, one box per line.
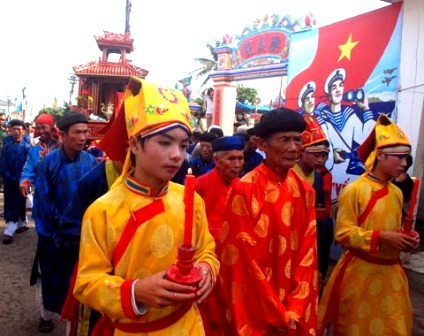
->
[195, 168, 239, 241]
[74, 177, 219, 335]
[218, 163, 319, 335]
[318, 174, 412, 335]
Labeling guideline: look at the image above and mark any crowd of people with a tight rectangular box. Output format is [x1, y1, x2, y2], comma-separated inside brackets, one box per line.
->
[0, 76, 421, 336]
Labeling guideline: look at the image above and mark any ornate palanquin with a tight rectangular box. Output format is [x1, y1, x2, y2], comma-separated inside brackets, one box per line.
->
[72, 31, 148, 138]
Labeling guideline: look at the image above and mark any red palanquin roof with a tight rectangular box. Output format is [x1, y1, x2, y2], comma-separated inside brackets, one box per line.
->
[95, 31, 134, 52]
[73, 60, 149, 77]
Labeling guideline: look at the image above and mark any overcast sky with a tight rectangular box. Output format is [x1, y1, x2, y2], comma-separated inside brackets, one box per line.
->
[0, 0, 387, 117]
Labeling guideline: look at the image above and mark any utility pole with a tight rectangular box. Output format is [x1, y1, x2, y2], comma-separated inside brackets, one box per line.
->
[22, 87, 26, 121]
[125, 0, 132, 33]
[68, 75, 77, 106]
[6, 99, 10, 120]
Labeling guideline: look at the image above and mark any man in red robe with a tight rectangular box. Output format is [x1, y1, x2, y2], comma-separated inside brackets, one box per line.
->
[195, 135, 245, 240]
[218, 108, 319, 335]
[196, 135, 245, 336]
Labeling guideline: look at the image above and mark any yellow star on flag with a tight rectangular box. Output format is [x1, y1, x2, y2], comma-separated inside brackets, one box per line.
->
[338, 33, 359, 62]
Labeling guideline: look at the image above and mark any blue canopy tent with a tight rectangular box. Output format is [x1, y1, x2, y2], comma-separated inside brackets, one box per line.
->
[235, 102, 271, 113]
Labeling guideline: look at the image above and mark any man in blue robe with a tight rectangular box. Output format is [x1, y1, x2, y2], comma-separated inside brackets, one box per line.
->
[2, 119, 31, 244]
[31, 112, 98, 332]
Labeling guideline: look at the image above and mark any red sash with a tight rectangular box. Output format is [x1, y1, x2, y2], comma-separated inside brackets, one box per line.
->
[318, 186, 389, 335]
[92, 304, 192, 335]
[62, 200, 166, 335]
[111, 200, 164, 267]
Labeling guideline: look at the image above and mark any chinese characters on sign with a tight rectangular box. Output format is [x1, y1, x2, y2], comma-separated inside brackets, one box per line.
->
[239, 31, 289, 63]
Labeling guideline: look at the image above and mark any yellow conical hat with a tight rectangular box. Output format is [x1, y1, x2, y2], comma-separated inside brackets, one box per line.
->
[109, 77, 193, 188]
[357, 114, 410, 172]
[124, 77, 192, 138]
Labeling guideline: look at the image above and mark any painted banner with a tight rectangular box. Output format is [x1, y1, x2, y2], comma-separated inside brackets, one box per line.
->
[286, 3, 403, 202]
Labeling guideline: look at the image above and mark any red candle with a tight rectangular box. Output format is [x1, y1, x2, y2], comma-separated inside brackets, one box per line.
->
[183, 174, 195, 246]
[407, 178, 420, 219]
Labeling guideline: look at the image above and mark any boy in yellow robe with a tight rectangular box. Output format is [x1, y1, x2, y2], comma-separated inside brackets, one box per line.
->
[74, 77, 219, 335]
[318, 114, 420, 335]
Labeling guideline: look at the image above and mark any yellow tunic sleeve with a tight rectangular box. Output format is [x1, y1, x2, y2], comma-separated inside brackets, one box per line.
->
[74, 196, 126, 320]
[335, 178, 377, 252]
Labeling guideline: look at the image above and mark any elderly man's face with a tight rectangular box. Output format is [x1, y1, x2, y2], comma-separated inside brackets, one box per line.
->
[214, 149, 244, 184]
[258, 131, 302, 175]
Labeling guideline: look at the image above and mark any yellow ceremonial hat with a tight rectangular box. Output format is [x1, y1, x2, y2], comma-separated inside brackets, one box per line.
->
[357, 114, 410, 172]
[302, 114, 329, 152]
[124, 77, 192, 138]
[103, 77, 193, 188]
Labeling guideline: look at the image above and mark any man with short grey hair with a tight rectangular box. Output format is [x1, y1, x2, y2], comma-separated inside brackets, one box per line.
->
[218, 108, 319, 335]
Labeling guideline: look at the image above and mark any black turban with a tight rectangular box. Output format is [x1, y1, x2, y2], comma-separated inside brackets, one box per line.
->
[57, 112, 88, 131]
[198, 131, 218, 143]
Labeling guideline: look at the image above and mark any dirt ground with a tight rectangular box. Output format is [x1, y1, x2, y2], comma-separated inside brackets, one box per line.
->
[0, 193, 423, 335]
[0, 214, 66, 336]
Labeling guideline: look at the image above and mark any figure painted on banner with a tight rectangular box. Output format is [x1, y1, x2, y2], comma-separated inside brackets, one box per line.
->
[293, 115, 333, 284]
[1, 119, 31, 245]
[318, 114, 420, 336]
[73, 77, 219, 335]
[315, 68, 375, 181]
[298, 81, 316, 116]
[204, 88, 214, 128]
[219, 108, 319, 335]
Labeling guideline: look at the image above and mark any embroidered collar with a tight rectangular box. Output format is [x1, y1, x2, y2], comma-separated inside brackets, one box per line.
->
[125, 175, 169, 197]
[366, 172, 391, 185]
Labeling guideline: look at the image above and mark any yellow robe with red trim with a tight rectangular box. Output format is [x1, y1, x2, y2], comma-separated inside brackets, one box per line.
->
[218, 163, 319, 335]
[318, 174, 412, 335]
[74, 177, 219, 336]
